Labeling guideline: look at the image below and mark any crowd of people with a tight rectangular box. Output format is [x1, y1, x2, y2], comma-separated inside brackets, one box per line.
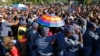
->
[0, 2, 100, 56]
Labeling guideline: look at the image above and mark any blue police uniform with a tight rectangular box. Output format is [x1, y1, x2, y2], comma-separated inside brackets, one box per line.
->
[36, 35, 55, 56]
[83, 30, 96, 56]
[56, 32, 80, 56]
[94, 27, 100, 56]
[83, 22, 99, 56]
[27, 22, 39, 56]
[27, 29, 39, 56]
[56, 26, 80, 56]
[35, 27, 55, 56]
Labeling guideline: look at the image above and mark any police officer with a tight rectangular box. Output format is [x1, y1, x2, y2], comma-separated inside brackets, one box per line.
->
[94, 26, 100, 56]
[83, 22, 99, 56]
[27, 22, 39, 56]
[56, 25, 82, 56]
[36, 27, 55, 56]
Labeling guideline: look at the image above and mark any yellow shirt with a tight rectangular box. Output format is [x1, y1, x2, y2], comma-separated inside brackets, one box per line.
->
[18, 26, 27, 40]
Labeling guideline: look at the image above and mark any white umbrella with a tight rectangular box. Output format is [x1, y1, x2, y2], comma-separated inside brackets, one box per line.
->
[12, 4, 28, 10]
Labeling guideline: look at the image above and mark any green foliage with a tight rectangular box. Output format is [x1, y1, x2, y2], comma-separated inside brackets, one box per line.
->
[0, 0, 68, 5]
[84, 0, 92, 4]
[0, 0, 12, 5]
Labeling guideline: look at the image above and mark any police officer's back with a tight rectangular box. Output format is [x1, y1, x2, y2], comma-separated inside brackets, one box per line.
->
[83, 22, 99, 56]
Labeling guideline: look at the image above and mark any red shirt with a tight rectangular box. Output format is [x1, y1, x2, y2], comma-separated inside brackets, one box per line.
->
[10, 46, 20, 56]
[48, 31, 53, 36]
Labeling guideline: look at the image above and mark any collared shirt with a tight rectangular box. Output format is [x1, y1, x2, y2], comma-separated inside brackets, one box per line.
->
[56, 33, 72, 51]
[83, 29, 99, 46]
[27, 28, 39, 46]
[54, 32, 80, 56]
[36, 35, 55, 55]
[96, 27, 100, 36]
[56, 32, 80, 52]
[96, 27, 100, 44]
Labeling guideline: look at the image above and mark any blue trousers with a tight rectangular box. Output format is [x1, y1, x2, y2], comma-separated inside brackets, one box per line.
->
[63, 51, 76, 56]
[28, 42, 37, 56]
[58, 51, 76, 56]
[83, 46, 92, 56]
[94, 45, 100, 56]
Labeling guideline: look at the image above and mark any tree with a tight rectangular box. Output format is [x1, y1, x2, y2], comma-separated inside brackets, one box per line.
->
[0, 0, 13, 5]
